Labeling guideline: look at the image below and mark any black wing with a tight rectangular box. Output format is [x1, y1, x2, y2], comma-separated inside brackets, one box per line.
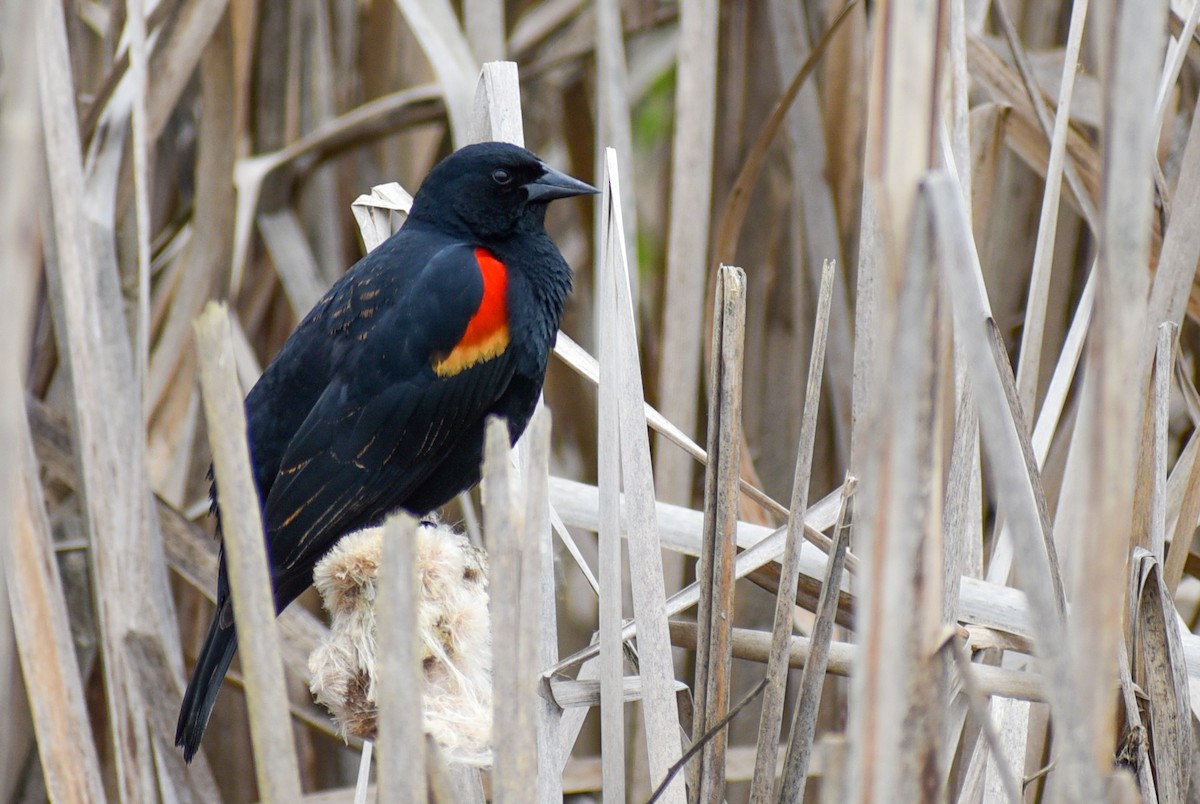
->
[259, 242, 516, 584]
[240, 223, 454, 503]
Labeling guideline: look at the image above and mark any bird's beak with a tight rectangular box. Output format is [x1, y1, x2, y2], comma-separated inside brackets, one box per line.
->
[525, 165, 598, 202]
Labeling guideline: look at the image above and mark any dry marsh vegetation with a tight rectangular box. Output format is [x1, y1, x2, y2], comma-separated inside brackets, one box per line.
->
[7, 0, 1200, 801]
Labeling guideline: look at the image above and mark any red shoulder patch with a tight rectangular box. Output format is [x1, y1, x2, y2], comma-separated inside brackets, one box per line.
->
[433, 248, 511, 377]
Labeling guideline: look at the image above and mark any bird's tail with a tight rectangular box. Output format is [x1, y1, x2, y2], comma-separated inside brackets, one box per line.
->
[175, 601, 238, 763]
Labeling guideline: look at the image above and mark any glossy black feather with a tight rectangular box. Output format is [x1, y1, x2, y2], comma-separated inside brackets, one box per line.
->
[176, 142, 593, 763]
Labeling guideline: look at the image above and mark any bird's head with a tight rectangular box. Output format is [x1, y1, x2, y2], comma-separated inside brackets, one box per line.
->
[408, 142, 597, 239]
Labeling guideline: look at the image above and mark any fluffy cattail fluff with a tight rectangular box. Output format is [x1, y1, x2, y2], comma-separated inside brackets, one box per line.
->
[308, 521, 492, 766]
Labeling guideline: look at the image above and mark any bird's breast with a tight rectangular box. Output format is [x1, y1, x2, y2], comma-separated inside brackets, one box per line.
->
[432, 248, 511, 377]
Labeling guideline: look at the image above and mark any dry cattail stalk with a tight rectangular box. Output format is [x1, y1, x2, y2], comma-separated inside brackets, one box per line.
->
[308, 521, 493, 766]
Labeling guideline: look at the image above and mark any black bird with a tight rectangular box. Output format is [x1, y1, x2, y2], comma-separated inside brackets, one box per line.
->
[176, 142, 596, 762]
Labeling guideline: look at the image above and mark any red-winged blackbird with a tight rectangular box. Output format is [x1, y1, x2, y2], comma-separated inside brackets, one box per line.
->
[176, 142, 596, 762]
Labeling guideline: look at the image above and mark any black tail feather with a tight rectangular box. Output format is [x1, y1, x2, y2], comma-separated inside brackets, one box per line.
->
[176, 601, 238, 764]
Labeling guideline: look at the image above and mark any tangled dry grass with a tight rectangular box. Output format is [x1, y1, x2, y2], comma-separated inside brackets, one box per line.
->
[7, 0, 1200, 802]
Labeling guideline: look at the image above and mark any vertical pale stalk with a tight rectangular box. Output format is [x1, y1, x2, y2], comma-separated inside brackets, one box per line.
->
[37, 0, 177, 794]
[468, 61, 524, 147]
[1061, 0, 1164, 784]
[849, 184, 881, 463]
[194, 303, 302, 802]
[847, 0, 944, 800]
[519, 409, 561, 803]
[0, 4, 49, 793]
[596, 150, 627, 804]
[868, 0, 939, 249]
[847, 192, 945, 804]
[939, 0, 983, 633]
[936, 103, 984, 783]
[471, 63, 551, 799]
[849, 0, 940, 463]
[127, 0, 152, 433]
[691, 265, 746, 801]
[929, 173, 1089, 800]
[485, 417, 536, 802]
[777, 477, 856, 801]
[376, 513, 425, 804]
[943, 0, 971, 210]
[598, 148, 685, 803]
[1014, 0, 1089, 420]
[4, 419, 106, 803]
[654, 0, 718, 504]
[749, 262, 835, 802]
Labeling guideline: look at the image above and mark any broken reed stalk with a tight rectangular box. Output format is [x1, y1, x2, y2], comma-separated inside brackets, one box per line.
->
[934, 166, 1113, 800]
[519, 407, 559, 802]
[597, 146, 686, 802]
[849, 11, 943, 795]
[691, 264, 746, 801]
[194, 302, 303, 802]
[849, 190, 944, 803]
[555, 331, 854, 565]
[480, 405, 549, 801]
[777, 475, 856, 800]
[469, 60, 525, 147]
[4, 418, 106, 802]
[485, 415, 540, 803]
[1061, 0, 1164, 791]
[0, 6, 104, 800]
[37, 0, 181, 796]
[516, 409, 550, 792]
[749, 259, 834, 802]
[376, 512, 425, 804]
[596, 143, 627, 804]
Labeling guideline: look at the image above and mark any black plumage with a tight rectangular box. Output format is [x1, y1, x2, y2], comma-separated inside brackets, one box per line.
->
[177, 142, 595, 762]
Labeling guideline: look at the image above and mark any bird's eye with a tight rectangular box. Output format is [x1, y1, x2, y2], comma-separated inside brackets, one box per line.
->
[491, 169, 512, 186]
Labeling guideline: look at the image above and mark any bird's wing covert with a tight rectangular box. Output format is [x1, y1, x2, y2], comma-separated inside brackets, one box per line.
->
[260, 244, 516, 575]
